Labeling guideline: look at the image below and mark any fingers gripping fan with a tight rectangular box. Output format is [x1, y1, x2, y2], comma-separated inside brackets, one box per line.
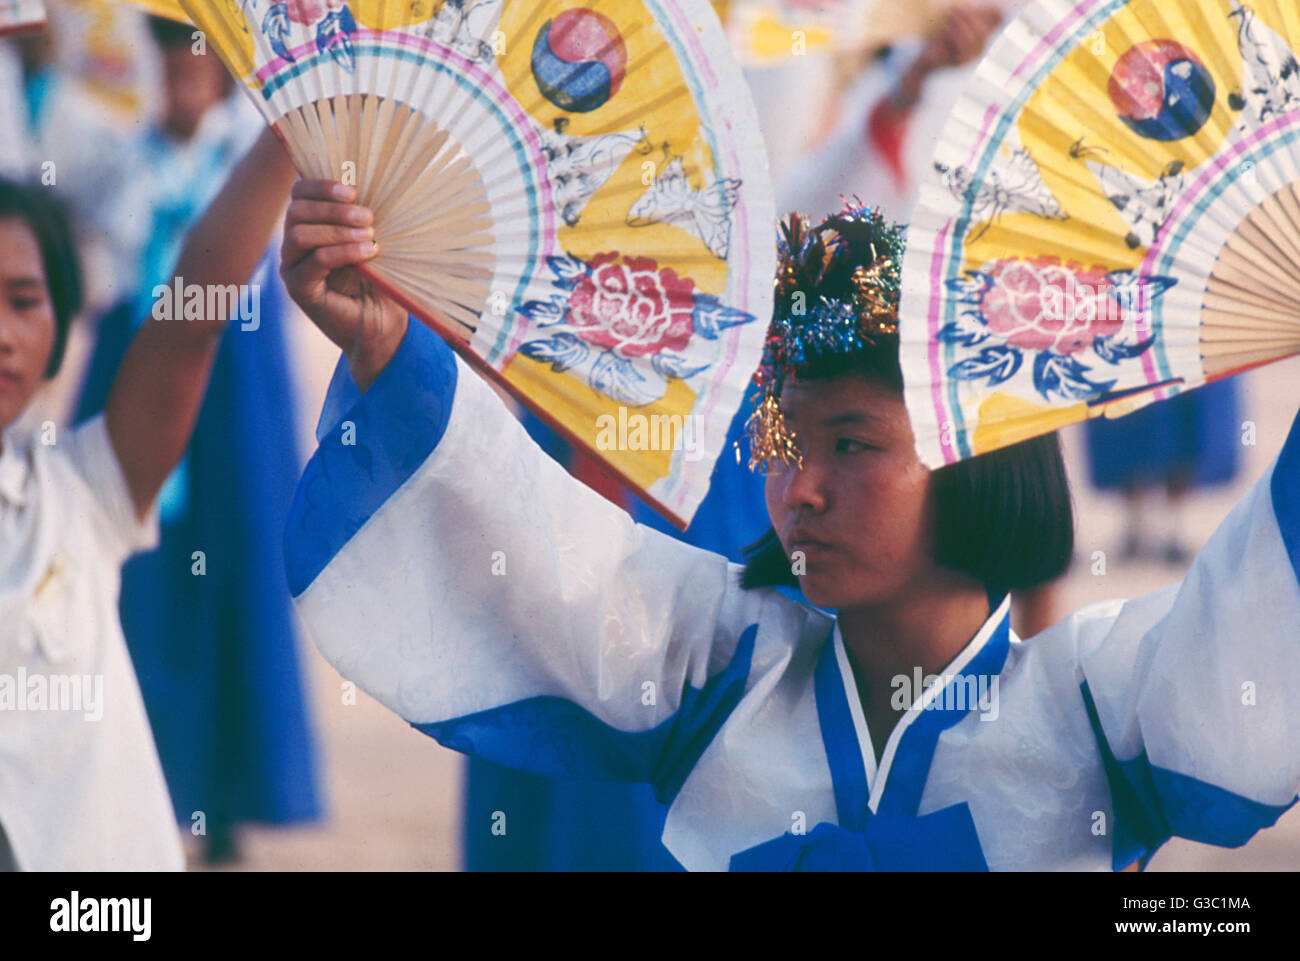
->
[900, 0, 1300, 467]
[179, 0, 774, 527]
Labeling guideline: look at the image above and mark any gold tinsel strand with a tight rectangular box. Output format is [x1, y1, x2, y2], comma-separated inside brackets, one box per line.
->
[850, 263, 900, 336]
[745, 390, 803, 471]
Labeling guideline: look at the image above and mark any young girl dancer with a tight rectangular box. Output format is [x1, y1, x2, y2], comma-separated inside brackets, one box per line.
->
[278, 191, 1299, 870]
[0, 129, 299, 869]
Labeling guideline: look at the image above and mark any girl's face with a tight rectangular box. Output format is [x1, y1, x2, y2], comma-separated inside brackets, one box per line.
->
[764, 372, 937, 610]
[0, 217, 56, 432]
[160, 47, 229, 142]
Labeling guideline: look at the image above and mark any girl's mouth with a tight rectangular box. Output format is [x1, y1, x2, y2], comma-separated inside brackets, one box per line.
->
[789, 531, 837, 557]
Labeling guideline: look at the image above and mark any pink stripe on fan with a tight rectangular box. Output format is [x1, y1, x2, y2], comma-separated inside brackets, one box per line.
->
[927, 220, 958, 464]
[1010, 0, 1103, 83]
[925, 102, 1001, 464]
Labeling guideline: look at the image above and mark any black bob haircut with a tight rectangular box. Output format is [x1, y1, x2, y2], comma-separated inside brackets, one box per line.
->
[0, 177, 82, 379]
[147, 14, 196, 48]
[740, 216, 1074, 595]
[740, 351, 1075, 594]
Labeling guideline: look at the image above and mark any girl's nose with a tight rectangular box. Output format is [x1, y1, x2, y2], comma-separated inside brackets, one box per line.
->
[782, 460, 829, 513]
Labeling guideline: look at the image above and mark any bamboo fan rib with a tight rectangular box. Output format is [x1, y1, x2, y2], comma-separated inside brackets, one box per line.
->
[275, 96, 495, 340]
[1202, 180, 1300, 377]
[177, 0, 775, 527]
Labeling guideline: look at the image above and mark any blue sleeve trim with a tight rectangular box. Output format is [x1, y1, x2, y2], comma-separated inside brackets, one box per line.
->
[1270, 406, 1300, 588]
[283, 319, 457, 597]
[315, 353, 361, 444]
[1137, 764, 1296, 848]
[1080, 681, 1297, 869]
[412, 625, 758, 805]
[1081, 680, 1170, 869]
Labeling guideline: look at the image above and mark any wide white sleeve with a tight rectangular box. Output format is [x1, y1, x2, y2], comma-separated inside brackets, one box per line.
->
[284, 319, 768, 792]
[1068, 404, 1300, 866]
[59, 413, 160, 564]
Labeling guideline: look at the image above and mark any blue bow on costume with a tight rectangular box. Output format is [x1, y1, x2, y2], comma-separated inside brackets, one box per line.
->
[730, 805, 989, 871]
[731, 596, 1011, 872]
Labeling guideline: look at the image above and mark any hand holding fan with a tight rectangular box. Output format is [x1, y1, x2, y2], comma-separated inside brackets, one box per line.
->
[176, 0, 774, 527]
[900, 0, 1300, 467]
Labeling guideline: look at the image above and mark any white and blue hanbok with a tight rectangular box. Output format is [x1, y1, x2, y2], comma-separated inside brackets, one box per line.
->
[284, 320, 1300, 871]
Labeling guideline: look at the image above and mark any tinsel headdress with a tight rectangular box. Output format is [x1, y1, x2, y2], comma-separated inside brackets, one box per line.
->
[745, 201, 906, 470]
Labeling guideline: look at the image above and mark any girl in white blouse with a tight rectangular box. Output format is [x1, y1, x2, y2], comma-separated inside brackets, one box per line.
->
[0, 129, 306, 869]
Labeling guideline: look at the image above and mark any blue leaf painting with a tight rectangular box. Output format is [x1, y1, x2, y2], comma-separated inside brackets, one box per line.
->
[947, 344, 1022, 386]
[518, 295, 569, 326]
[546, 254, 588, 290]
[692, 294, 756, 340]
[590, 350, 656, 406]
[1093, 332, 1156, 364]
[1032, 351, 1115, 401]
[317, 9, 355, 71]
[518, 332, 590, 374]
[263, 3, 295, 62]
[651, 352, 710, 382]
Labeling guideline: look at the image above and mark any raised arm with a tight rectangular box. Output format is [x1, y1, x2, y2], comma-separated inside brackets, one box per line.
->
[105, 128, 298, 519]
[279, 185, 785, 790]
[278, 179, 404, 391]
[1069, 402, 1300, 867]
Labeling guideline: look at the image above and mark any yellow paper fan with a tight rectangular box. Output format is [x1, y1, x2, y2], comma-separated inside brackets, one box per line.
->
[177, 0, 775, 527]
[900, 0, 1300, 467]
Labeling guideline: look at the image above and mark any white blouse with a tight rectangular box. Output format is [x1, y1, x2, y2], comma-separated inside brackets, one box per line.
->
[285, 322, 1300, 871]
[0, 414, 183, 870]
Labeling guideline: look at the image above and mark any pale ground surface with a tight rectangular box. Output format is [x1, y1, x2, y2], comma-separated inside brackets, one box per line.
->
[40, 304, 1294, 872]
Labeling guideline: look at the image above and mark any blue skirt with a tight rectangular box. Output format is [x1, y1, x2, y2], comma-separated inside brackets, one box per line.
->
[74, 268, 322, 827]
[1084, 378, 1242, 490]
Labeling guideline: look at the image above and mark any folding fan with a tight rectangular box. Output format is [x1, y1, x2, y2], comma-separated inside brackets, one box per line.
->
[721, 0, 1018, 64]
[721, 0, 841, 64]
[899, 0, 1300, 467]
[1, 0, 46, 33]
[176, 0, 774, 527]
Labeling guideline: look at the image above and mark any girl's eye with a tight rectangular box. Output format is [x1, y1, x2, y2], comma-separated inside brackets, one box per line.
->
[12, 296, 42, 311]
[836, 438, 875, 454]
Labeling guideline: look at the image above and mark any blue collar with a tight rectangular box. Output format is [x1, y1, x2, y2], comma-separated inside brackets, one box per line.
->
[730, 592, 1011, 871]
[816, 591, 1012, 822]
